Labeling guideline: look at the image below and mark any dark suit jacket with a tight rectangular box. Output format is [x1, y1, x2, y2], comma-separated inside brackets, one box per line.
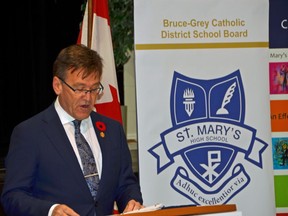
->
[1, 104, 142, 216]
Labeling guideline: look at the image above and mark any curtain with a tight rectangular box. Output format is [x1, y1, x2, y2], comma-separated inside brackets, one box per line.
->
[0, 0, 84, 159]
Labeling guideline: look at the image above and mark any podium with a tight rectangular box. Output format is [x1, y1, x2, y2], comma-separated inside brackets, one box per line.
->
[121, 204, 238, 216]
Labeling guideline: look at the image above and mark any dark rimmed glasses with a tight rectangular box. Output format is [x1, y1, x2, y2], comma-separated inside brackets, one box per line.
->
[58, 77, 104, 96]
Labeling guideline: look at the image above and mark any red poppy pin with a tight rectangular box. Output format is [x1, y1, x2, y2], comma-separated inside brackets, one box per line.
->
[96, 121, 106, 138]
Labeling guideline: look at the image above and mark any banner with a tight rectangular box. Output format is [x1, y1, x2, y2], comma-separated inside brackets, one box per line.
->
[78, 0, 122, 124]
[269, 0, 288, 215]
[134, 0, 275, 215]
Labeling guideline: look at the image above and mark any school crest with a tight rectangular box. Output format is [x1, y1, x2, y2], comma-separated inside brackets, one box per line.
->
[149, 70, 268, 205]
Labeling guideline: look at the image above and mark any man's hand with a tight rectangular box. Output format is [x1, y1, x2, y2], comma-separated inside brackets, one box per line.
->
[52, 204, 80, 216]
[123, 199, 144, 213]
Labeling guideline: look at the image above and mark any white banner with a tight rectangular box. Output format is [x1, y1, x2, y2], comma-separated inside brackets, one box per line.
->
[134, 0, 275, 216]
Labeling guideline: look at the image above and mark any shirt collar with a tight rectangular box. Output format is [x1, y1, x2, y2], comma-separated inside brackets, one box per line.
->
[54, 97, 90, 127]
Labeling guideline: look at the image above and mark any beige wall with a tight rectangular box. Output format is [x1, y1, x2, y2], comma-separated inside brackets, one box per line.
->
[124, 51, 137, 142]
[123, 52, 138, 172]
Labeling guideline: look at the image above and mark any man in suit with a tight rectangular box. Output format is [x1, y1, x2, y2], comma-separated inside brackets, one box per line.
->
[1, 44, 143, 216]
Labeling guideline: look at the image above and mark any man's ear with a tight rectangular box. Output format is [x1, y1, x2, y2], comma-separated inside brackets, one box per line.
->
[52, 76, 62, 95]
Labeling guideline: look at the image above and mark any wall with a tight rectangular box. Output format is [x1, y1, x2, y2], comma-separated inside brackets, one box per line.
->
[124, 52, 138, 173]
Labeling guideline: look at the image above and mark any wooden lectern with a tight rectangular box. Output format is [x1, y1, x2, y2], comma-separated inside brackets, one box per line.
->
[121, 204, 237, 216]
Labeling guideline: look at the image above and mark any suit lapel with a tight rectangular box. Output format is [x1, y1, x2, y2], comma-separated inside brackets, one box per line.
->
[42, 105, 91, 194]
[90, 113, 111, 197]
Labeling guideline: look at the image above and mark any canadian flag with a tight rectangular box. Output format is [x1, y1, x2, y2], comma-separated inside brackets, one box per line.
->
[77, 0, 122, 124]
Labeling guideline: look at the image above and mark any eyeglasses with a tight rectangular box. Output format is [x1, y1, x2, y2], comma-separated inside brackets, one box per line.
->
[58, 77, 104, 96]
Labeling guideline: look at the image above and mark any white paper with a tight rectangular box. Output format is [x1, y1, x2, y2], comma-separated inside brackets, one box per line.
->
[121, 203, 164, 214]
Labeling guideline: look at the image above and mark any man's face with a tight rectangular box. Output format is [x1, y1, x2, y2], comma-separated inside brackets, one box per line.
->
[55, 69, 101, 120]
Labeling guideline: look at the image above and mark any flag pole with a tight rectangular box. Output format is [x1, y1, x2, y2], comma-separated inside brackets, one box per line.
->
[87, 0, 93, 48]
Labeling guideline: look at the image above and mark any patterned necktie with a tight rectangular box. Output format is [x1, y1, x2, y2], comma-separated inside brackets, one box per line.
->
[73, 120, 99, 199]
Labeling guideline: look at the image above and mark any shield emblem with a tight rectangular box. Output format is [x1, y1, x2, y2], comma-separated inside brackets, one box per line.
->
[182, 145, 236, 187]
[169, 70, 245, 185]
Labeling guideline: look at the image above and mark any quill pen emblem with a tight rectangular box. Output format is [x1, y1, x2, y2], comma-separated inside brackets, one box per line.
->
[216, 82, 236, 114]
